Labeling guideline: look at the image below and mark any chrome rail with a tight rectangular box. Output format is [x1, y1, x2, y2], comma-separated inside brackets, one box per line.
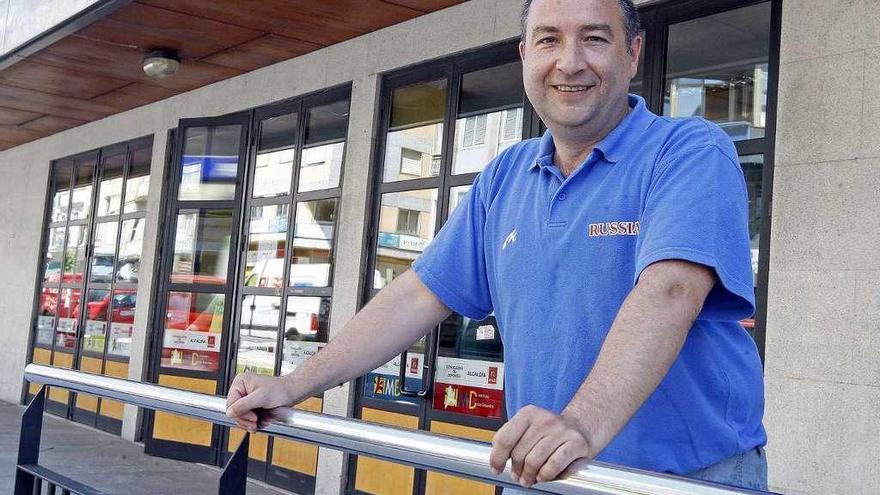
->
[24, 363, 771, 495]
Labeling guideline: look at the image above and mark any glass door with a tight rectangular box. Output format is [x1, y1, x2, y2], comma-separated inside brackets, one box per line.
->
[351, 46, 529, 495]
[145, 112, 250, 463]
[221, 91, 351, 495]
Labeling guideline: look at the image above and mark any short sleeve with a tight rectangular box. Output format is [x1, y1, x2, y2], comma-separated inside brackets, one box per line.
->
[635, 144, 755, 321]
[412, 173, 493, 320]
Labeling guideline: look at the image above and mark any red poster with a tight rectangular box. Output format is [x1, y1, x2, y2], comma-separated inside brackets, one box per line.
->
[433, 382, 504, 418]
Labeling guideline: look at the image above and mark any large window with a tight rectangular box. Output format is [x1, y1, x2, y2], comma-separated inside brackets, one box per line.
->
[650, 0, 775, 340]
[30, 137, 153, 434]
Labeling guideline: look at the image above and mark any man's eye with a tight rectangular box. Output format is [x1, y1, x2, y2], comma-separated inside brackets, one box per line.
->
[538, 37, 556, 45]
[584, 36, 607, 43]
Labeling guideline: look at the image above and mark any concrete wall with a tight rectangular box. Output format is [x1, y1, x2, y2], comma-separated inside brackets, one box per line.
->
[763, 1, 880, 494]
[3, 0, 877, 494]
[0, 0, 101, 57]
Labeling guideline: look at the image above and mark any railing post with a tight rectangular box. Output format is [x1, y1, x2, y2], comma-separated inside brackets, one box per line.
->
[218, 433, 249, 495]
[15, 386, 46, 495]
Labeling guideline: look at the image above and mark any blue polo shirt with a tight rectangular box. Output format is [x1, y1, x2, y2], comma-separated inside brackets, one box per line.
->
[412, 94, 766, 474]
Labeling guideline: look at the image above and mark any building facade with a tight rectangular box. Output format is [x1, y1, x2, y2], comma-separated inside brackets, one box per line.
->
[0, 0, 878, 494]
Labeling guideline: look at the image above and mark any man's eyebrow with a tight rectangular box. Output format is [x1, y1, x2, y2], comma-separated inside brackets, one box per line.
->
[530, 25, 560, 37]
[530, 24, 615, 38]
[580, 24, 614, 37]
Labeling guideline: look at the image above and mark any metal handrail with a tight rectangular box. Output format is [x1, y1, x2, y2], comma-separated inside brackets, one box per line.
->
[24, 363, 771, 495]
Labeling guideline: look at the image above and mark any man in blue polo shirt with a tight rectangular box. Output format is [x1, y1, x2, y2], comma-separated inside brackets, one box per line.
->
[227, 0, 767, 490]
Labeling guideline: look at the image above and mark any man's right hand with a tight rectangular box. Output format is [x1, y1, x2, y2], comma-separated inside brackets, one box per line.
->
[226, 372, 301, 432]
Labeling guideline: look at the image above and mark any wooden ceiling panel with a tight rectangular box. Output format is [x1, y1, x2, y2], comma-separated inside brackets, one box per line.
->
[139, 0, 368, 45]
[35, 37, 244, 92]
[0, 0, 468, 150]
[0, 125, 51, 143]
[0, 84, 120, 121]
[78, 3, 265, 60]
[201, 34, 322, 72]
[91, 82, 179, 110]
[0, 59, 131, 100]
[20, 116, 88, 134]
[0, 107, 43, 126]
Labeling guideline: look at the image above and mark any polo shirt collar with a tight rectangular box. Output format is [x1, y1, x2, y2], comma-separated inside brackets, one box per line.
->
[530, 94, 656, 171]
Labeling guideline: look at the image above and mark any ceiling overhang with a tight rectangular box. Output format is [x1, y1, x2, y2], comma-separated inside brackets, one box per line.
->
[0, 0, 467, 151]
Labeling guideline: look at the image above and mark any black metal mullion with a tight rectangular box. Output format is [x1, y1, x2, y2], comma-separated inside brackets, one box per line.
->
[275, 100, 307, 380]
[752, 0, 781, 366]
[734, 138, 767, 157]
[96, 142, 135, 384]
[379, 177, 443, 194]
[436, 65, 460, 225]
[294, 188, 342, 202]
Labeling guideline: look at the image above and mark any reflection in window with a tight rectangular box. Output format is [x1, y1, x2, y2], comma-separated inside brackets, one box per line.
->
[171, 209, 233, 285]
[69, 157, 96, 221]
[51, 164, 72, 223]
[124, 145, 151, 214]
[83, 289, 110, 354]
[254, 113, 296, 198]
[117, 218, 144, 283]
[383, 80, 447, 182]
[97, 151, 125, 217]
[90, 222, 118, 283]
[298, 142, 344, 192]
[437, 314, 502, 362]
[290, 199, 337, 287]
[179, 125, 241, 201]
[162, 292, 225, 372]
[237, 295, 281, 375]
[453, 62, 524, 175]
[375, 189, 438, 287]
[447, 185, 472, 219]
[107, 290, 136, 358]
[244, 205, 288, 288]
[299, 100, 349, 192]
[43, 228, 66, 284]
[36, 286, 58, 346]
[54, 288, 80, 351]
[281, 296, 329, 374]
[739, 154, 764, 284]
[64, 225, 88, 283]
[663, 3, 770, 141]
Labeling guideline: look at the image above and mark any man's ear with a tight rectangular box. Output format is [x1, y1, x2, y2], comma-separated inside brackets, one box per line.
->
[629, 35, 643, 77]
[519, 40, 526, 61]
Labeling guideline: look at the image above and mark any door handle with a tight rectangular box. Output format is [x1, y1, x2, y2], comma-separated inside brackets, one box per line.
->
[398, 328, 437, 398]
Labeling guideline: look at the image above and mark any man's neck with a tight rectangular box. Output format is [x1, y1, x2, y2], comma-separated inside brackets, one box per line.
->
[551, 102, 631, 178]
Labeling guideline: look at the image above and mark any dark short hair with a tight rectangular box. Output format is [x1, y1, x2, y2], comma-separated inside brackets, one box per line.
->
[520, 0, 641, 54]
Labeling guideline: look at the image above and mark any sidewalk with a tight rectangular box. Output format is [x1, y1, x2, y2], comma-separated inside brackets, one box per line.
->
[0, 400, 289, 494]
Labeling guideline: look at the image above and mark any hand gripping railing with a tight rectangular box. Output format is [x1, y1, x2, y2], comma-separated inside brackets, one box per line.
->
[20, 363, 774, 495]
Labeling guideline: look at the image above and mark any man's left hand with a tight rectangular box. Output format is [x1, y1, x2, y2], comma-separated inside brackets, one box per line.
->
[489, 405, 593, 487]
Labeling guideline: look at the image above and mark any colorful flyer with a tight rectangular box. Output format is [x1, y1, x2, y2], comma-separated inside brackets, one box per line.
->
[161, 328, 222, 372]
[432, 357, 504, 418]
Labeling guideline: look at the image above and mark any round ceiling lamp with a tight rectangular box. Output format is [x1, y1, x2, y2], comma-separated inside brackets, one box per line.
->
[142, 49, 180, 79]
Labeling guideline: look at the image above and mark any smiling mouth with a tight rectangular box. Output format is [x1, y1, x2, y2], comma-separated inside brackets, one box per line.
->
[552, 85, 593, 93]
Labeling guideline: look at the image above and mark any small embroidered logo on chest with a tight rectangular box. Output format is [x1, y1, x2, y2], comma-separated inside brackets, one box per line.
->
[588, 221, 640, 237]
[502, 228, 518, 250]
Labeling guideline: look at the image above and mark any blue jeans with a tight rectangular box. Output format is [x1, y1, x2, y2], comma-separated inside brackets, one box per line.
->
[502, 447, 768, 493]
[686, 446, 768, 491]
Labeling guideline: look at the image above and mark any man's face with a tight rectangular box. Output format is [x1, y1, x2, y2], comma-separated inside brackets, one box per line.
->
[519, 0, 641, 137]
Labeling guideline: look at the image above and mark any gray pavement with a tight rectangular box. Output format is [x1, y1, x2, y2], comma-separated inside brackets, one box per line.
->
[0, 400, 290, 494]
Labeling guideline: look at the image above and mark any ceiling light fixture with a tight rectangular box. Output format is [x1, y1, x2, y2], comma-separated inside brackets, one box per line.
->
[142, 49, 180, 79]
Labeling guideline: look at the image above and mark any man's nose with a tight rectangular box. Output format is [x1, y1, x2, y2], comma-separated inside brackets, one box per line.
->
[555, 41, 584, 75]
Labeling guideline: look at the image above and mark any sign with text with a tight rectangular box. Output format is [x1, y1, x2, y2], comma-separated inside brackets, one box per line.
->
[433, 357, 504, 418]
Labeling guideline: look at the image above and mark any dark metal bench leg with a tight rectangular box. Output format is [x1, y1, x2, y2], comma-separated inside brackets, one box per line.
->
[15, 387, 46, 495]
[218, 433, 250, 495]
